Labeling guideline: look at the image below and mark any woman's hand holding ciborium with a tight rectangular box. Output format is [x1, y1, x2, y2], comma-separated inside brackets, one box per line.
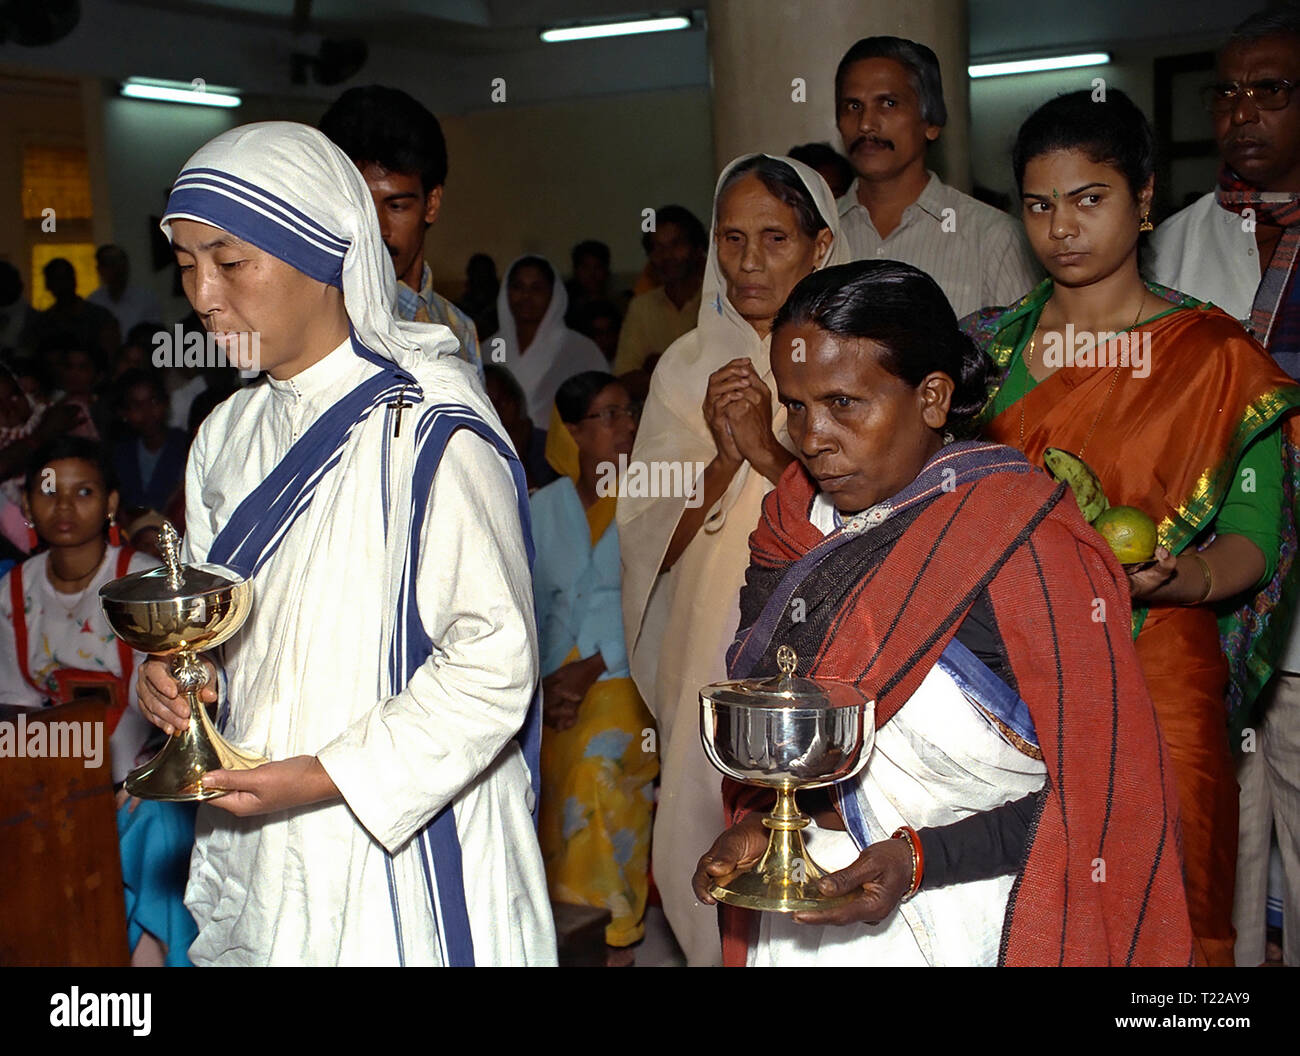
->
[697, 645, 876, 914]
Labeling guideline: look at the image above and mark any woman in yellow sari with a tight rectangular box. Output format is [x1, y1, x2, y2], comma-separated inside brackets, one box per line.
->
[532, 370, 657, 965]
[965, 89, 1300, 966]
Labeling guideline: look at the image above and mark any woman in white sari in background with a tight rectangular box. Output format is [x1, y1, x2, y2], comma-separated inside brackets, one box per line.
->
[617, 154, 849, 965]
[492, 255, 606, 427]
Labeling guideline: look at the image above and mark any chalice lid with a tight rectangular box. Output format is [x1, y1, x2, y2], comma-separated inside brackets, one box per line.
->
[701, 645, 856, 710]
[98, 521, 246, 604]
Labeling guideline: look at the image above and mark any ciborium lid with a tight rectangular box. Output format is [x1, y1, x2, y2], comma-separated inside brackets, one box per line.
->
[98, 521, 246, 605]
[701, 645, 861, 711]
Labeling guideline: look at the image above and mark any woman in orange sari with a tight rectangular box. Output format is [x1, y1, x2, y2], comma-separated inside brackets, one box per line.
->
[966, 89, 1300, 967]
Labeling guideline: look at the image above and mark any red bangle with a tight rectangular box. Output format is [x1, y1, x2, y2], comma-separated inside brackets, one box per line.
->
[891, 825, 924, 901]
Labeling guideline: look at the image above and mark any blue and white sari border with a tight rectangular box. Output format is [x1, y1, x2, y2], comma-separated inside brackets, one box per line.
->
[164, 167, 350, 289]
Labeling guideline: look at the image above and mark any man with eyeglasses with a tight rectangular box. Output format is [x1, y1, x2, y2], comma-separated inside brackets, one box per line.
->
[1151, 4, 1300, 968]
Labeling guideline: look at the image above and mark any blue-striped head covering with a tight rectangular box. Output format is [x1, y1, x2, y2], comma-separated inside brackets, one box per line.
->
[160, 121, 459, 372]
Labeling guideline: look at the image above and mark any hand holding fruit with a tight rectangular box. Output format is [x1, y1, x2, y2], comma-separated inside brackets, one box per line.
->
[1125, 545, 1177, 601]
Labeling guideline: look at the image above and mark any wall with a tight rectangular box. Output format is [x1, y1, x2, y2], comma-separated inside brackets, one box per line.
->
[432, 87, 714, 295]
[10, 2, 1235, 327]
[99, 89, 324, 322]
[95, 84, 713, 319]
[1, 1, 716, 322]
[0, 72, 91, 296]
[970, 34, 1225, 212]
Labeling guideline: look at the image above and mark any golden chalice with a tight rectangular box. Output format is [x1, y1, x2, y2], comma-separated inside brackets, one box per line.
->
[99, 522, 264, 801]
[700, 646, 874, 912]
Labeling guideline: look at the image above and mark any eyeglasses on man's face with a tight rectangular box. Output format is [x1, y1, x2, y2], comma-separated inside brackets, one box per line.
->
[1201, 78, 1296, 114]
[580, 404, 640, 425]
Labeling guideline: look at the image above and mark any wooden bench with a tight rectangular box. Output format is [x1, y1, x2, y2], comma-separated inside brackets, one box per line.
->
[0, 699, 129, 966]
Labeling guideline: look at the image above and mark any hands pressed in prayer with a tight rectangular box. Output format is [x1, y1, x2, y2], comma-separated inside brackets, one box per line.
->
[705, 359, 794, 486]
[703, 358, 751, 467]
[201, 755, 340, 816]
[790, 839, 914, 927]
[542, 653, 606, 731]
[137, 656, 218, 736]
[664, 362, 761, 572]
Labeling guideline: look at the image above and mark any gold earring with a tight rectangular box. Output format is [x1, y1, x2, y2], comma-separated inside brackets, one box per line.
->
[1139, 212, 1153, 233]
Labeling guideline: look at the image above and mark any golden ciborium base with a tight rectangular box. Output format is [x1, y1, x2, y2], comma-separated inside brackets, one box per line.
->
[125, 653, 266, 801]
[125, 688, 266, 801]
[709, 788, 856, 913]
[102, 522, 265, 802]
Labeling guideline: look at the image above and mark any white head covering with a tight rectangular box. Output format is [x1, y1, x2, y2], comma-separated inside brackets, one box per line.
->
[160, 121, 459, 373]
[617, 151, 851, 675]
[660, 153, 852, 403]
[492, 254, 605, 424]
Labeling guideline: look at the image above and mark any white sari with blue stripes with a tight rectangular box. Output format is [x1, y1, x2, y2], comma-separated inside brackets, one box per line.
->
[179, 339, 555, 965]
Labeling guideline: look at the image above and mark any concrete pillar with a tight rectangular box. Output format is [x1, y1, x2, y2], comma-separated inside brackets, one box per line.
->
[706, 0, 970, 191]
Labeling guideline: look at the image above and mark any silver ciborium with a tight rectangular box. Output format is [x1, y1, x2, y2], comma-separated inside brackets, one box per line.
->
[700, 645, 874, 912]
[99, 522, 265, 801]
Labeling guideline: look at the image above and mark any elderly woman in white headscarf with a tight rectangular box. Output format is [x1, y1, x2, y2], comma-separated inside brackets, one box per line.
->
[133, 121, 555, 966]
[617, 154, 849, 965]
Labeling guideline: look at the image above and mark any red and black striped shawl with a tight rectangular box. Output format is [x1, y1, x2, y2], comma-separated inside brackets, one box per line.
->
[720, 445, 1195, 966]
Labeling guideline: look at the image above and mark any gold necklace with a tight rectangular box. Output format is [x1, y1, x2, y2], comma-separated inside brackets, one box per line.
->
[1018, 291, 1148, 458]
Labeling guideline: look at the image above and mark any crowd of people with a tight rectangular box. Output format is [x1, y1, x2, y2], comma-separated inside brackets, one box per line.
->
[2, 7, 1299, 968]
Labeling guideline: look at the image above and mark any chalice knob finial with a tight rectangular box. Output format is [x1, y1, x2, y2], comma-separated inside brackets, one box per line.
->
[776, 645, 797, 678]
[159, 521, 183, 591]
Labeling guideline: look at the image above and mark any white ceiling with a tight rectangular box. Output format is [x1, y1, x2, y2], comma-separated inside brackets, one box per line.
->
[970, 0, 1241, 57]
[112, 0, 1244, 54]
[0, 0, 1247, 114]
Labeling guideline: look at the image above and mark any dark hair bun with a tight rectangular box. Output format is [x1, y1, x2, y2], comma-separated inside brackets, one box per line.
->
[772, 259, 991, 433]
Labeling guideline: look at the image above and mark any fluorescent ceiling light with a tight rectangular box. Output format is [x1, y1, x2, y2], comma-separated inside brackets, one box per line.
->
[541, 15, 690, 43]
[120, 77, 241, 108]
[969, 52, 1111, 78]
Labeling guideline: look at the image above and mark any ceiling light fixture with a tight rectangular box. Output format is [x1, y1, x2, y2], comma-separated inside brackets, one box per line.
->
[540, 15, 691, 43]
[969, 52, 1111, 79]
[119, 77, 241, 108]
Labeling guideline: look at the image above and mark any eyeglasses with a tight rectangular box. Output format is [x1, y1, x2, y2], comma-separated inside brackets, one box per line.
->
[580, 404, 640, 425]
[1200, 79, 1296, 113]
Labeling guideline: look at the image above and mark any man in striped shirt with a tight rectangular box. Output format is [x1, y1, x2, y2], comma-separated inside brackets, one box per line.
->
[834, 36, 1040, 320]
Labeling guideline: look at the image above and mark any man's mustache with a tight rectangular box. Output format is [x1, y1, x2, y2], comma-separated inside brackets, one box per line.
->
[850, 134, 894, 152]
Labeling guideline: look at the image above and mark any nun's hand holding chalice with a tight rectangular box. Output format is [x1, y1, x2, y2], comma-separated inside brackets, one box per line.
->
[112, 521, 337, 816]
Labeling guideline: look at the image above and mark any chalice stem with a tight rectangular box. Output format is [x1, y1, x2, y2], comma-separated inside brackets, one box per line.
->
[758, 786, 828, 887]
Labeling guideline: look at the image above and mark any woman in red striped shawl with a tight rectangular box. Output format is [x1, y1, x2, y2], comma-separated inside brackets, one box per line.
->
[692, 260, 1195, 966]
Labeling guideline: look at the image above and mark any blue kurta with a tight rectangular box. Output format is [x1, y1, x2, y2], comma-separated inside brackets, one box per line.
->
[530, 477, 629, 680]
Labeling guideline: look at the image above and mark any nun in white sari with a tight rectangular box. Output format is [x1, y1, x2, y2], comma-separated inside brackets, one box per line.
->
[616, 154, 849, 965]
[492, 255, 606, 427]
[152, 122, 555, 966]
